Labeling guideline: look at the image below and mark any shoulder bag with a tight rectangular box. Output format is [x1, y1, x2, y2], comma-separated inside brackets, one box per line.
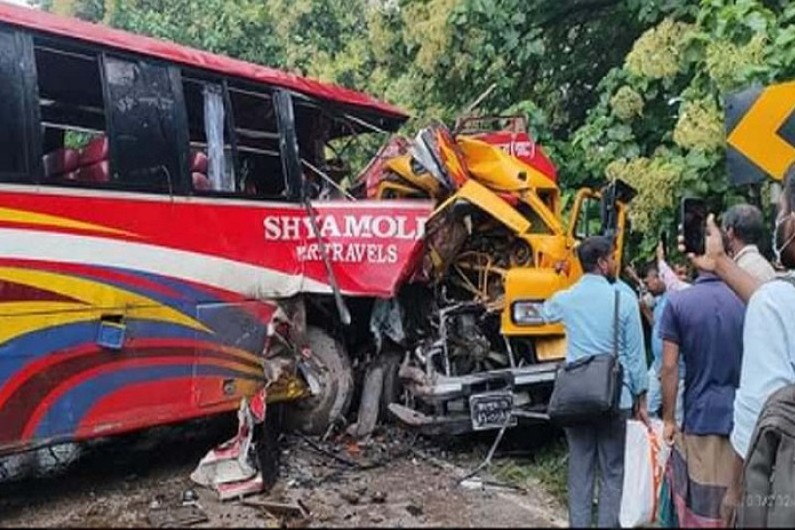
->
[547, 289, 624, 426]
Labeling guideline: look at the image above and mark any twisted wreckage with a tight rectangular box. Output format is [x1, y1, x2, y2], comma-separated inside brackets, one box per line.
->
[0, 3, 636, 494]
[337, 116, 636, 437]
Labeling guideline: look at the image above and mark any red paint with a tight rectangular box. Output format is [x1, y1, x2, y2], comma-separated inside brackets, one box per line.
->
[474, 131, 558, 182]
[74, 377, 200, 437]
[3, 191, 435, 297]
[20, 353, 254, 439]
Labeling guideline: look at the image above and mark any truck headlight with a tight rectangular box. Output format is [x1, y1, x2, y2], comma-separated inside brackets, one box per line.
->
[511, 300, 546, 325]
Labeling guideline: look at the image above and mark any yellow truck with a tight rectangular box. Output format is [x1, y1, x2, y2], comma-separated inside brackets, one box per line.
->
[353, 116, 636, 434]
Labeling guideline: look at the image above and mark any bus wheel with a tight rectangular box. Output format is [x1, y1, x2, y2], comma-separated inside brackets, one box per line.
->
[285, 326, 353, 435]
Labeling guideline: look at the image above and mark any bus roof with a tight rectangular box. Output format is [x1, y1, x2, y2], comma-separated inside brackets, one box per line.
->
[0, 3, 409, 126]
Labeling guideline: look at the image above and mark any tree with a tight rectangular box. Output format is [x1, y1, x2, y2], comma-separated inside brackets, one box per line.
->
[564, 0, 795, 260]
[40, 0, 795, 260]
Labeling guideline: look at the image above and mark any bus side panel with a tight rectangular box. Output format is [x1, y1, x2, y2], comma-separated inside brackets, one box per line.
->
[0, 262, 271, 454]
[191, 301, 271, 409]
[0, 305, 102, 453]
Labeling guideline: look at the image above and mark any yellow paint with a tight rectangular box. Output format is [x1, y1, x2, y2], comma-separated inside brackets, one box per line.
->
[0, 207, 137, 237]
[727, 82, 795, 181]
[434, 179, 532, 235]
[534, 335, 567, 361]
[0, 267, 210, 344]
[266, 376, 308, 403]
[382, 154, 444, 198]
[457, 136, 558, 192]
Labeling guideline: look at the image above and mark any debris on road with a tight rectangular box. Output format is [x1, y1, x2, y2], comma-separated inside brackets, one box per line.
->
[147, 504, 209, 528]
[0, 414, 568, 528]
[190, 391, 268, 501]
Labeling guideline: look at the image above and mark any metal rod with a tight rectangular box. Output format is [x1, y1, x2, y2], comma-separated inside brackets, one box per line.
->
[457, 425, 508, 484]
[301, 158, 356, 201]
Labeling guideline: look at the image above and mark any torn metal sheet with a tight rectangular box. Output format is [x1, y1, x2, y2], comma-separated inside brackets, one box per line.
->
[190, 389, 268, 501]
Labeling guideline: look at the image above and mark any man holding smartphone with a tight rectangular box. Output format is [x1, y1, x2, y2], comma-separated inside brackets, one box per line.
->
[654, 197, 746, 527]
[684, 167, 795, 526]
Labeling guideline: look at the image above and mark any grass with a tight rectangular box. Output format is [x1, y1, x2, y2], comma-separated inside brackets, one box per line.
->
[490, 437, 569, 505]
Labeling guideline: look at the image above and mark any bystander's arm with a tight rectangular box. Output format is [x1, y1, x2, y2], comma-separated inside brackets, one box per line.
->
[658, 257, 689, 292]
[720, 451, 744, 526]
[661, 339, 680, 443]
[714, 254, 763, 304]
[657, 241, 689, 292]
[639, 301, 654, 327]
[539, 292, 564, 324]
[685, 214, 762, 303]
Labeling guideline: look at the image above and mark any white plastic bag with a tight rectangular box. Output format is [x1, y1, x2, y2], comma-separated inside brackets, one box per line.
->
[619, 419, 671, 528]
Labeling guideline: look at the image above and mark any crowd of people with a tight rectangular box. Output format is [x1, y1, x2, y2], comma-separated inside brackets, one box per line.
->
[543, 167, 795, 528]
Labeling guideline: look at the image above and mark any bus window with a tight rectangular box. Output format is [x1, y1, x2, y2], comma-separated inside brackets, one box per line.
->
[0, 30, 32, 181]
[182, 78, 236, 194]
[103, 56, 181, 192]
[228, 87, 287, 199]
[34, 40, 106, 185]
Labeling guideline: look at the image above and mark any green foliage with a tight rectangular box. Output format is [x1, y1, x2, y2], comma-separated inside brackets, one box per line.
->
[563, 0, 795, 261]
[492, 437, 568, 505]
[45, 0, 795, 261]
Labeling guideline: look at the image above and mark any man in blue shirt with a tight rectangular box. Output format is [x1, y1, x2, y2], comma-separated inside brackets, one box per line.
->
[541, 236, 649, 528]
[658, 268, 745, 526]
[638, 263, 686, 427]
[641, 264, 667, 414]
[684, 168, 795, 525]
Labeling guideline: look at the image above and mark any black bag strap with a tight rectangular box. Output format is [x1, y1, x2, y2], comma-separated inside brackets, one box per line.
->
[613, 289, 620, 358]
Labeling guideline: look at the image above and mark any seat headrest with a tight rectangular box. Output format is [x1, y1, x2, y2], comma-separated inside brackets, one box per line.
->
[76, 160, 110, 183]
[192, 172, 211, 191]
[43, 148, 80, 177]
[80, 136, 109, 166]
[190, 151, 209, 174]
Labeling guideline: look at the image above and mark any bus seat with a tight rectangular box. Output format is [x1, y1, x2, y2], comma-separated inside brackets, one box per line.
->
[190, 151, 208, 174]
[76, 161, 110, 183]
[192, 172, 211, 190]
[80, 135, 109, 166]
[43, 148, 80, 178]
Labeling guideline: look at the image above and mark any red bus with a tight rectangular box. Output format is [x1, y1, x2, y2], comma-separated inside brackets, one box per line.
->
[0, 3, 432, 457]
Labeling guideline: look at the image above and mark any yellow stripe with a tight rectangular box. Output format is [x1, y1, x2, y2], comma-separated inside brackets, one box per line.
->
[0, 301, 88, 316]
[0, 267, 210, 343]
[0, 306, 97, 345]
[0, 207, 138, 237]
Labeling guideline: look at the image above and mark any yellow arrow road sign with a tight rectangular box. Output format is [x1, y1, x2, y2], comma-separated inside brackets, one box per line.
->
[726, 82, 795, 184]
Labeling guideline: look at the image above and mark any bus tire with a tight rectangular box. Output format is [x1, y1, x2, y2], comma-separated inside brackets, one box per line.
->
[285, 326, 353, 435]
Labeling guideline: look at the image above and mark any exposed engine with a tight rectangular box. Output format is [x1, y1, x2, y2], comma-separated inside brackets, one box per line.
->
[348, 116, 634, 434]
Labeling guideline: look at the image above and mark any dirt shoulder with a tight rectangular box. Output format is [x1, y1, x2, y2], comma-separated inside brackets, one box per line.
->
[0, 420, 567, 528]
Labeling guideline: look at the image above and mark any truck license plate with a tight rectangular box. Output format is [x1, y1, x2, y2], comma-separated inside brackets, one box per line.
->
[469, 391, 517, 431]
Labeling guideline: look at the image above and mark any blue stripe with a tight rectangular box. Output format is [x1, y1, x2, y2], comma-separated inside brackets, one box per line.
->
[34, 364, 250, 437]
[126, 268, 224, 305]
[49, 264, 201, 314]
[0, 319, 214, 384]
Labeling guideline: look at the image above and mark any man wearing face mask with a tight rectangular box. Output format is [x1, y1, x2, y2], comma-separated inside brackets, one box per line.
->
[539, 235, 649, 528]
[684, 166, 795, 526]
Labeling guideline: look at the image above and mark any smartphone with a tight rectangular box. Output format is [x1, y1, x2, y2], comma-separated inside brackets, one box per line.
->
[659, 230, 669, 257]
[681, 197, 707, 255]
